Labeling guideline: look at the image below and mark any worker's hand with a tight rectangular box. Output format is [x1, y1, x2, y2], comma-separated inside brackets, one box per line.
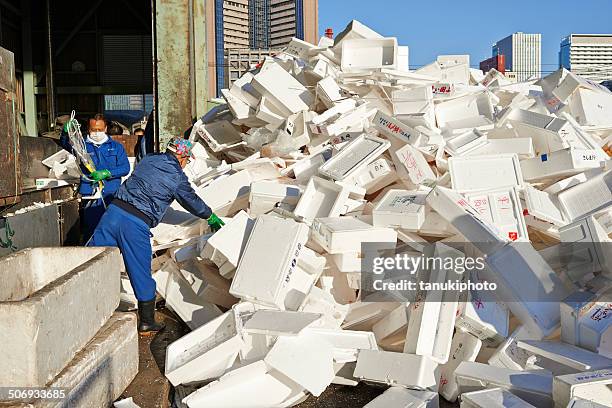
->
[91, 169, 111, 182]
[207, 213, 225, 232]
[63, 119, 76, 132]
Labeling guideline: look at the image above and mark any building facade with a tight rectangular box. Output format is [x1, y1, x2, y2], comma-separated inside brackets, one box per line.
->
[208, 0, 318, 97]
[493, 32, 541, 81]
[479, 54, 506, 74]
[560, 34, 612, 82]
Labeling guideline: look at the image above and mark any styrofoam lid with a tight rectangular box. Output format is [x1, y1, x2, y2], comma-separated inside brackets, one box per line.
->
[448, 154, 523, 192]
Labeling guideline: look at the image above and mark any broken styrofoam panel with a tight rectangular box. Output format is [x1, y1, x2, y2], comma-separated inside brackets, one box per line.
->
[371, 303, 409, 344]
[488, 325, 541, 371]
[353, 349, 439, 390]
[565, 397, 610, 408]
[310, 216, 397, 254]
[333, 20, 383, 52]
[230, 214, 311, 310]
[340, 37, 398, 72]
[303, 327, 377, 363]
[165, 310, 242, 386]
[553, 369, 612, 408]
[299, 286, 350, 329]
[517, 340, 612, 376]
[293, 176, 351, 222]
[196, 170, 252, 217]
[152, 203, 205, 245]
[256, 96, 286, 127]
[319, 134, 390, 181]
[251, 61, 314, 117]
[557, 170, 612, 223]
[264, 332, 335, 396]
[426, 186, 507, 254]
[520, 148, 603, 182]
[523, 185, 567, 226]
[341, 302, 399, 331]
[228, 71, 260, 108]
[316, 76, 344, 108]
[154, 259, 223, 330]
[372, 189, 427, 230]
[459, 388, 536, 408]
[249, 181, 301, 216]
[196, 120, 246, 153]
[201, 210, 254, 274]
[454, 361, 553, 408]
[455, 286, 510, 346]
[182, 361, 306, 408]
[364, 387, 438, 408]
[484, 241, 571, 339]
[0, 247, 121, 388]
[438, 330, 482, 402]
[448, 154, 523, 192]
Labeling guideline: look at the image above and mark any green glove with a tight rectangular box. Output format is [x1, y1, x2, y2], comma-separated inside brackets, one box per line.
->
[63, 119, 76, 132]
[91, 169, 111, 182]
[207, 213, 225, 232]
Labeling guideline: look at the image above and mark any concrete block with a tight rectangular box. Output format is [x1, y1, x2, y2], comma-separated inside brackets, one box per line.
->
[0, 247, 121, 388]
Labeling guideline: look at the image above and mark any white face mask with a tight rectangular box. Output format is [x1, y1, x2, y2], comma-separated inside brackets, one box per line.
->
[88, 131, 108, 144]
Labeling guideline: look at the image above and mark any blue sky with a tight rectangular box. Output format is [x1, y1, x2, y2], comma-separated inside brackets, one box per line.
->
[319, 0, 612, 73]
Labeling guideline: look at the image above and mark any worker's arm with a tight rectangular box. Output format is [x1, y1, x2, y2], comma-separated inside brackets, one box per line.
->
[59, 129, 74, 153]
[108, 143, 131, 179]
[174, 173, 213, 220]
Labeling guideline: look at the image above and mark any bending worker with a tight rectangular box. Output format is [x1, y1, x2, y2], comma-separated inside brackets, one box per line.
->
[61, 114, 130, 241]
[88, 138, 224, 332]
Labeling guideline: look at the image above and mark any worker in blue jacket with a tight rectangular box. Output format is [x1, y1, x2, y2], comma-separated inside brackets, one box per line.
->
[88, 138, 224, 333]
[60, 114, 131, 241]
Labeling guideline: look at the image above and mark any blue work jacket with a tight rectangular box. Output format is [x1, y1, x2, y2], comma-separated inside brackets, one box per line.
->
[60, 132, 130, 198]
[114, 152, 212, 228]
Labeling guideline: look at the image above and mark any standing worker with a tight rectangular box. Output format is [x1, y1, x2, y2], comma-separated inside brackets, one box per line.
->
[88, 138, 224, 332]
[61, 114, 130, 241]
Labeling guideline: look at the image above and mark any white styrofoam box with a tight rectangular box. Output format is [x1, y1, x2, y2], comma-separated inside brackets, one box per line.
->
[228, 71, 259, 107]
[569, 88, 612, 127]
[292, 152, 326, 183]
[264, 332, 334, 397]
[249, 181, 301, 216]
[517, 340, 612, 375]
[341, 302, 399, 331]
[354, 349, 438, 389]
[364, 387, 438, 408]
[417, 210, 458, 238]
[391, 86, 433, 116]
[566, 397, 610, 408]
[577, 303, 612, 357]
[448, 154, 523, 192]
[312, 98, 356, 126]
[319, 134, 390, 181]
[197, 170, 252, 216]
[455, 286, 509, 346]
[372, 189, 427, 230]
[251, 61, 314, 116]
[340, 38, 398, 72]
[220, 88, 252, 119]
[284, 37, 316, 59]
[317, 76, 343, 108]
[372, 303, 409, 344]
[165, 310, 241, 386]
[463, 187, 528, 242]
[460, 388, 536, 408]
[520, 149, 603, 182]
[485, 241, 571, 338]
[202, 211, 255, 272]
[500, 108, 569, 155]
[151, 202, 205, 245]
[403, 244, 462, 364]
[454, 361, 553, 408]
[256, 96, 285, 126]
[373, 110, 424, 146]
[488, 325, 538, 371]
[154, 260, 222, 330]
[397, 45, 409, 71]
[197, 120, 244, 153]
[524, 185, 567, 226]
[560, 290, 598, 347]
[310, 216, 397, 254]
[553, 369, 612, 408]
[426, 186, 507, 253]
[351, 158, 398, 194]
[0, 247, 121, 388]
[439, 330, 482, 402]
[182, 360, 306, 408]
[293, 176, 351, 222]
[242, 310, 321, 336]
[394, 143, 436, 185]
[435, 92, 494, 128]
[230, 215, 311, 309]
[333, 20, 383, 50]
[299, 286, 350, 329]
[466, 137, 535, 159]
[445, 129, 488, 156]
[557, 170, 612, 222]
[331, 251, 361, 272]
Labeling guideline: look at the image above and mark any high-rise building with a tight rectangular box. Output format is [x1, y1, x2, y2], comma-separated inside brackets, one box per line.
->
[208, 0, 318, 97]
[492, 32, 541, 81]
[560, 34, 612, 82]
[479, 55, 506, 74]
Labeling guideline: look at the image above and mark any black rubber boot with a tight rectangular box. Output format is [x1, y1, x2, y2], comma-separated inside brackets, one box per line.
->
[138, 299, 165, 333]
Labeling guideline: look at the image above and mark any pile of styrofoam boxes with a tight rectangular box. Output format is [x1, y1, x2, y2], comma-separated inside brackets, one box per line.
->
[144, 19, 612, 408]
[0, 247, 138, 407]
